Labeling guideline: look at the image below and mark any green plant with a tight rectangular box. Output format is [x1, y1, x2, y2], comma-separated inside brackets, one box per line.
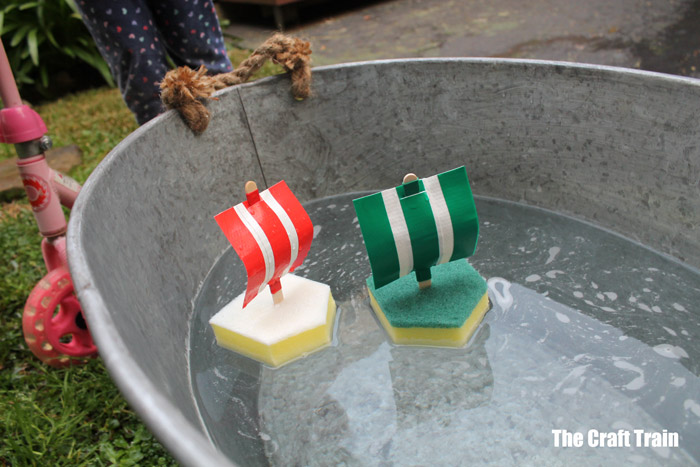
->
[0, 0, 114, 98]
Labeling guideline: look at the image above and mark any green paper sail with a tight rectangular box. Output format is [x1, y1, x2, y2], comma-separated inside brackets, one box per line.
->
[353, 166, 479, 289]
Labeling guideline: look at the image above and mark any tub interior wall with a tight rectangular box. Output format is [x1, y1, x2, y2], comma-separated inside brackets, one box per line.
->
[239, 61, 699, 267]
[72, 60, 700, 464]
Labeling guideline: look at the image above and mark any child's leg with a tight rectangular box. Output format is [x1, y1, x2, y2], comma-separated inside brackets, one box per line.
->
[146, 0, 233, 74]
[74, 1, 171, 124]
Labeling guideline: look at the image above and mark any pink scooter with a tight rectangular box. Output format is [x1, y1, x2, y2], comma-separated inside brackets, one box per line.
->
[0, 39, 97, 366]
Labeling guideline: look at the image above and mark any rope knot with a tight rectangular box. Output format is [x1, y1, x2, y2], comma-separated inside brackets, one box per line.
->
[271, 36, 312, 71]
[160, 33, 312, 134]
[160, 66, 216, 135]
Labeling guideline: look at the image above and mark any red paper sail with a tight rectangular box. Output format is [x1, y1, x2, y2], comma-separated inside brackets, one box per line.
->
[215, 181, 313, 307]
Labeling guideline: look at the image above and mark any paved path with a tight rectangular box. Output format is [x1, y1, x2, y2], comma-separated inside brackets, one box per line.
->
[221, 0, 700, 78]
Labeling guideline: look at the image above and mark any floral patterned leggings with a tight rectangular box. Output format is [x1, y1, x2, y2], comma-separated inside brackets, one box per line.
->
[75, 0, 233, 124]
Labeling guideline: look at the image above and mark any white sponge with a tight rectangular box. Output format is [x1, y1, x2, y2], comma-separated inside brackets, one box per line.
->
[210, 274, 336, 367]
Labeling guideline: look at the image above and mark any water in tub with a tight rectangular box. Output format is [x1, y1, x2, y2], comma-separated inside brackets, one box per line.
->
[190, 192, 700, 466]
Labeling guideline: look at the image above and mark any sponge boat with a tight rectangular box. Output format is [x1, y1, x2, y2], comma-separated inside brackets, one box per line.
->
[353, 166, 490, 347]
[209, 180, 336, 368]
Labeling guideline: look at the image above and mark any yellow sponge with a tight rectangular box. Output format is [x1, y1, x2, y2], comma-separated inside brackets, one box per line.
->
[209, 274, 336, 367]
[367, 260, 490, 347]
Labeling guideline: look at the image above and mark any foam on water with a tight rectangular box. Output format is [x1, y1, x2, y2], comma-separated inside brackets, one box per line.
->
[189, 194, 700, 466]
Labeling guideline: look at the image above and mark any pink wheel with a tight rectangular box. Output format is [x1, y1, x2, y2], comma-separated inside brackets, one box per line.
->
[22, 267, 97, 367]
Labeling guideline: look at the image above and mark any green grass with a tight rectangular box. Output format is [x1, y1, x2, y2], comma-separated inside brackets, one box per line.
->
[1, 45, 283, 466]
[1, 360, 174, 466]
[0, 87, 175, 466]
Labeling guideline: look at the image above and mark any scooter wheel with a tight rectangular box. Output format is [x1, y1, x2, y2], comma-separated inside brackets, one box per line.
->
[22, 267, 97, 367]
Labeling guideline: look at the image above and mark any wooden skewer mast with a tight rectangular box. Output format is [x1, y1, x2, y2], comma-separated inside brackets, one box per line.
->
[245, 180, 285, 305]
[402, 173, 432, 290]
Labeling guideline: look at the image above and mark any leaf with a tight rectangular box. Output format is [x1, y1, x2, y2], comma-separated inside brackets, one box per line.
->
[64, 0, 79, 15]
[27, 29, 39, 65]
[17, 73, 34, 85]
[94, 60, 115, 87]
[72, 47, 95, 66]
[61, 46, 76, 58]
[19, 2, 40, 10]
[100, 443, 121, 464]
[18, 57, 33, 74]
[126, 448, 145, 464]
[0, 11, 4, 34]
[36, 0, 44, 26]
[73, 46, 115, 87]
[74, 47, 116, 87]
[1, 4, 19, 15]
[0, 23, 19, 35]
[45, 27, 58, 48]
[10, 24, 30, 47]
[92, 60, 116, 88]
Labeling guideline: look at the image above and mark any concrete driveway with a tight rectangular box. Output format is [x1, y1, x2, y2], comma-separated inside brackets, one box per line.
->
[220, 0, 700, 78]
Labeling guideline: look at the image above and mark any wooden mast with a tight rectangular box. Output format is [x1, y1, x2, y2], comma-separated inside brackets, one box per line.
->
[245, 180, 284, 305]
[402, 173, 432, 290]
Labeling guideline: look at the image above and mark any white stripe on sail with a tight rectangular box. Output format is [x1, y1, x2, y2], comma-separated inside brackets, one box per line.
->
[234, 204, 275, 294]
[381, 188, 413, 277]
[260, 189, 299, 274]
[423, 174, 454, 264]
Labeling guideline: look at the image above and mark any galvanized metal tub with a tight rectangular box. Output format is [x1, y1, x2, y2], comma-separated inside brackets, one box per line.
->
[67, 59, 700, 466]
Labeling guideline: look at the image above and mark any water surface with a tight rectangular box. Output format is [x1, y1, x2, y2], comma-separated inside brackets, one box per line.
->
[190, 193, 700, 466]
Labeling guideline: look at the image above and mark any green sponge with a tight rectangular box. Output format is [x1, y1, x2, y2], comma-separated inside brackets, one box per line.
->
[367, 259, 490, 347]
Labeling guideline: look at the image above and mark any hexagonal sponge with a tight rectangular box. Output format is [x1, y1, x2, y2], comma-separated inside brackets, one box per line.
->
[367, 260, 490, 347]
[209, 274, 336, 367]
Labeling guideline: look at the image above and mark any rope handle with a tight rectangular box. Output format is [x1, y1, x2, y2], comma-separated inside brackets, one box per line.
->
[160, 33, 312, 134]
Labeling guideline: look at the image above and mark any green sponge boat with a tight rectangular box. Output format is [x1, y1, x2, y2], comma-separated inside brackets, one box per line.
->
[353, 166, 491, 347]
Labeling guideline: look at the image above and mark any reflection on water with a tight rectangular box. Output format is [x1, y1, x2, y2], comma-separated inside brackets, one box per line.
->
[190, 193, 700, 466]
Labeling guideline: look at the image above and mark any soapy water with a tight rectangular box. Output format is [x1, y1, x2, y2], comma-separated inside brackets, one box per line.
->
[190, 193, 700, 466]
